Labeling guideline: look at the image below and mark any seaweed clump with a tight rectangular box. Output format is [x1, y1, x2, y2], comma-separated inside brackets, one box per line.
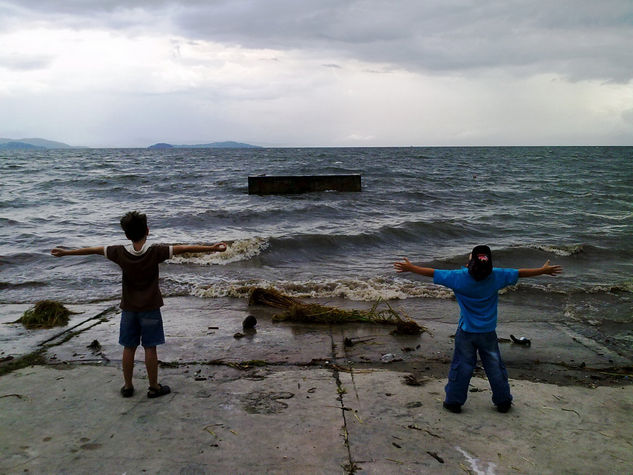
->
[17, 300, 73, 329]
[248, 287, 428, 335]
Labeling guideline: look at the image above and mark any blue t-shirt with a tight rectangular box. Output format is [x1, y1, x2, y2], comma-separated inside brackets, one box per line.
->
[433, 267, 519, 332]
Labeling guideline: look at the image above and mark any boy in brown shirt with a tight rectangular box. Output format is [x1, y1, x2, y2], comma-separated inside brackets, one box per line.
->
[51, 211, 226, 398]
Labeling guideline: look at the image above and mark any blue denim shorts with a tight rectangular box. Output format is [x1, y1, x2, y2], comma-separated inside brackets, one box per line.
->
[119, 309, 165, 348]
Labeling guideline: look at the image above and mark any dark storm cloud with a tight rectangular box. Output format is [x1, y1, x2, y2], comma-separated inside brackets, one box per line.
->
[4, 0, 633, 81]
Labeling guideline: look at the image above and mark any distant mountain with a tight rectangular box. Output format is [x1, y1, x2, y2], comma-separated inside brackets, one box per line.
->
[148, 141, 261, 149]
[0, 138, 75, 149]
[0, 141, 45, 150]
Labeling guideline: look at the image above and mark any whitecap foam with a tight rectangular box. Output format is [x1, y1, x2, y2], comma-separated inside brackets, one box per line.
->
[168, 237, 269, 265]
[530, 243, 584, 257]
[190, 277, 454, 301]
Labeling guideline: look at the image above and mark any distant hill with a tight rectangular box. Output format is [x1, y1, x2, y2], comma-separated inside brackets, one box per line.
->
[0, 138, 75, 149]
[148, 141, 261, 149]
[0, 141, 45, 150]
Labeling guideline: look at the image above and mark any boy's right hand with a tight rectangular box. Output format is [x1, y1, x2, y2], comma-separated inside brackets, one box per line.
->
[51, 248, 67, 257]
[394, 258, 413, 273]
[214, 243, 228, 252]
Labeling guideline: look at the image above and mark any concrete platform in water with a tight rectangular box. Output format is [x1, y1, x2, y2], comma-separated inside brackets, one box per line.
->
[248, 174, 361, 194]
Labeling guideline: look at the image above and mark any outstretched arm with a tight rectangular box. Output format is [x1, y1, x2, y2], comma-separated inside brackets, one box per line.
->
[518, 260, 563, 278]
[172, 242, 227, 255]
[394, 258, 435, 278]
[51, 247, 105, 257]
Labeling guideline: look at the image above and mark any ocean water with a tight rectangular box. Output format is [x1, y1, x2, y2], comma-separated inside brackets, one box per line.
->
[1, 147, 632, 325]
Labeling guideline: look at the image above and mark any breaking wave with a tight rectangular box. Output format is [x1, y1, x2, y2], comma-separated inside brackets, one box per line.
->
[189, 277, 455, 301]
[168, 237, 269, 265]
[528, 243, 585, 257]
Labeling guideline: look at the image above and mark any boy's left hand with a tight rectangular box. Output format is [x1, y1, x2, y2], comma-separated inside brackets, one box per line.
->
[541, 260, 563, 276]
[51, 248, 67, 257]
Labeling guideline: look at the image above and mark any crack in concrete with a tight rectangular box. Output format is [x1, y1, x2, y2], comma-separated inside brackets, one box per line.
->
[328, 328, 360, 474]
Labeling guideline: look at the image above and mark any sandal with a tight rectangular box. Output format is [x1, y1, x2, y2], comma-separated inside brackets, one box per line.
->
[147, 384, 171, 399]
[120, 385, 134, 398]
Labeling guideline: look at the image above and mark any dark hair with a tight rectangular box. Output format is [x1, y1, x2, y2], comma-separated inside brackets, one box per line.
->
[468, 245, 493, 281]
[120, 211, 148, 242]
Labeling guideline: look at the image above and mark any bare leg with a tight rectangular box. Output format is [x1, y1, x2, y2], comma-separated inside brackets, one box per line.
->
[144, 346, 159, 389]
[122, 346, 136, 388]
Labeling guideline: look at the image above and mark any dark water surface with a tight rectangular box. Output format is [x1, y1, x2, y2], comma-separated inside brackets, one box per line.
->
[2, 146, 632, 326]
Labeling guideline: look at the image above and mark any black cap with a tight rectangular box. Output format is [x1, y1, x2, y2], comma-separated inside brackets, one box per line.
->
[468, 245, 493, 281]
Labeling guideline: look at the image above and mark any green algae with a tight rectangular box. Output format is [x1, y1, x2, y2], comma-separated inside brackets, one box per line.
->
[17, 300, 74, 329]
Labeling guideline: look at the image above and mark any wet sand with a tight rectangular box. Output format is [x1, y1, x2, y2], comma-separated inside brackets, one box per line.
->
[1, 296, 632, 473]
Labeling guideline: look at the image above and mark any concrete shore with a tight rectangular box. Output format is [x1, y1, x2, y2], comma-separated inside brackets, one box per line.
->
[1, 296, 632, 474]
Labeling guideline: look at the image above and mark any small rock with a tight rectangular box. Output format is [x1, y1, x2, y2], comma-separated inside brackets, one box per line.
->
[242, 315, 257, 329]
[233, 332, 245, 339]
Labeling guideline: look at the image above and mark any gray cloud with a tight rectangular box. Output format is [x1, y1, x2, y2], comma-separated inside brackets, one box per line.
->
[0, 54, 52, 71]
[4, 0, 633, 82]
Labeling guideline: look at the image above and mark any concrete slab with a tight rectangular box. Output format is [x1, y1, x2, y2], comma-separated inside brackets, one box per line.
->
[2, 364, 631, 474]
[0, 303, 116, 360]
[338, 369, 633, 474]
[46, 297, 336, 367]
[0, 365, 348, 474]
[4, 296, 631, 389]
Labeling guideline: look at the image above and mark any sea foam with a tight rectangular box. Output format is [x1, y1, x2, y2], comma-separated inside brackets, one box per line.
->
[168, 237, 269, 265]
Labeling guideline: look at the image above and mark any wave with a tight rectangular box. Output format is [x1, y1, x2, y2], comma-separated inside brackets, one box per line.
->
[485, 242, 633, 262]
[527, 243, 585, 257]
[163, 274, 633, 303]
[168, 237, 270, 265]
[165, 219, 488, 266]
[186, 277, 455, 301]
[0, 280, 48, 290]
[506, 280, 633, 297]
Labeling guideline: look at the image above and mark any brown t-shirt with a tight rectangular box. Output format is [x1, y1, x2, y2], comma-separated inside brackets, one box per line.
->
[105, 243, 173, 311]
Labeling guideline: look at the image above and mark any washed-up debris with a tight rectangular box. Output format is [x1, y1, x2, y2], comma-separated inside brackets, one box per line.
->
[381, 353, 403, 363]
[15, 300, 76, 329]
[233, 332, 245, 339]
[511, 334, 531, 346]
[344, 336, 376, 347]
[87, 340, 101, 351]
[248, 287, 428, 335]
[403, 374, 427, 386]
[469, 387, 486, 392]
[0, 393, 26, 400]
[427, 451, 445, 463]
[228, 360, 267, 370]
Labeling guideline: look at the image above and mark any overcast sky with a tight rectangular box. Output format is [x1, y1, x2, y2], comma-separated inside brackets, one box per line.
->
[1, 0, 632, 147]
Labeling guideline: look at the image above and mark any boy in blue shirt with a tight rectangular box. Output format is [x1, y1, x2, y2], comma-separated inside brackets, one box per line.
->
[394, 245, 562, 413]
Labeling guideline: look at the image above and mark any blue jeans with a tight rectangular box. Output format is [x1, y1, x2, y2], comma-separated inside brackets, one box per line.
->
[444, 328, 512, 406]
